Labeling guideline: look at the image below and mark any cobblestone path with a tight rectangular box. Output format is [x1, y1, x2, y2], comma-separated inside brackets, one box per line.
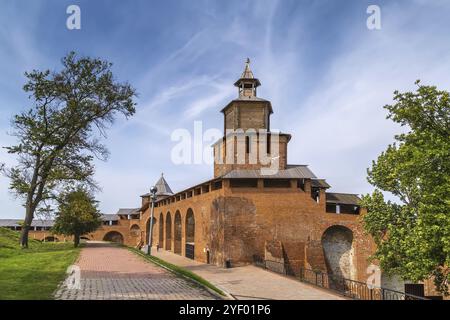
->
[54, 242, 217, 300]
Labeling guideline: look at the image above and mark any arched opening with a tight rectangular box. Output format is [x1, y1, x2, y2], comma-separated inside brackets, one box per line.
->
[80, 236, 90, 240]
[159, 212, 164, 248]
[185, 208, 195, 259]
[322, 225, 354, 287]
[103, 231, 124, 244]
[130, 224, 140, 237]
[174, 210, 182, 255]
[145, 217, 156, 245]
[43, 236, 58, 242]
[165, 212, 172, 250]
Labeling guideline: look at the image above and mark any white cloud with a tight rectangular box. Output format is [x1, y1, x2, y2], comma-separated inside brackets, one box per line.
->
[2, 0, 450, 218]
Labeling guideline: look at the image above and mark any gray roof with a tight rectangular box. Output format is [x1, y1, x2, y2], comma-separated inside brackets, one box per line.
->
[142, 174, 174, 197]
[0, 219, 54, 227]
[221, 165, 317, 179]
[326, 193, 361, 205]
[116, 208, 139, 216]
[0, 213, 121, 227]
[155, 174, 173, 196]
[101, 214, 119, 221]
[311, 179, 331, 189]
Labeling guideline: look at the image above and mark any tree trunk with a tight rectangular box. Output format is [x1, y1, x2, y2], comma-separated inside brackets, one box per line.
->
[74, 234, 80, 248]
[20, 225, 30, 248]
[20, 206, 34, 248]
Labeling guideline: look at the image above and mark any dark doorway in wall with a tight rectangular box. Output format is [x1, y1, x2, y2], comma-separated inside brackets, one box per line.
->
[165, 212, 172, 250]
[322, 225, 354, 290]
[174, 211, 182, 255]
[185, 209, 195, 259]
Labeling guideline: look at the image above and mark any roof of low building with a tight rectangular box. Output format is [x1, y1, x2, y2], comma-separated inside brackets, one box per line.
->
[100, 214, 119, 221]
[0, 213, 120, 227]
[0, 219, 55, 227]
[311, 179, 331, 189]
[116, 208, 139, 216]
[326, 193, 361, 205]
[221, 165, 317, 179]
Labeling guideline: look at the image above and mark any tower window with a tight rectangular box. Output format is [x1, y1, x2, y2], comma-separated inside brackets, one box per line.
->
[245, 136, 250, 154]
[267, 134, 271, 154]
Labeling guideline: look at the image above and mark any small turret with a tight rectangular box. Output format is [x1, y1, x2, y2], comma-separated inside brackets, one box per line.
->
[234, 58, 261, 98]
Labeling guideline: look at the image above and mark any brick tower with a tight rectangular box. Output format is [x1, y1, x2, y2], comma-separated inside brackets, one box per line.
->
[213, 59, 291, 177]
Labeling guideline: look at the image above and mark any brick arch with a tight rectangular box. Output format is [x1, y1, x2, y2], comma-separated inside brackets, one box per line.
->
[43, 236, 58, 242]
[165, 211, 172, 250]
[174, 210, 182, 255]
[103, 231, 124, 244]
[321, 225, 355, 282]
[130, 224, 141, 237]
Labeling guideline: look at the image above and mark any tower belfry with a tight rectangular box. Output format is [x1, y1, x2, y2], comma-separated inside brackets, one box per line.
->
[213, 59, 290, 177]
[234, 58, 261, 98]
[221, 59, 272, 132]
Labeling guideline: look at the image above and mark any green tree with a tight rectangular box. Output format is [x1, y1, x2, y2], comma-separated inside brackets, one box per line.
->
[2, 52, 136, 247]
[361, 81, 450, 295]
[52, 188, 102, 247]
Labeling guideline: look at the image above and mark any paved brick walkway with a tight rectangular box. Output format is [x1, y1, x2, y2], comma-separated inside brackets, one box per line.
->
[54, 242, 217, 300]
[152, 249, 345, 300]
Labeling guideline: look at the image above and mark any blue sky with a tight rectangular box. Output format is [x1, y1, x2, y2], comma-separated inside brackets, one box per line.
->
[1, 0, 450, 218]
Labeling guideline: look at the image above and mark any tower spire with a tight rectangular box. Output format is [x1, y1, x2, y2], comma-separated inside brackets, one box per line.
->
[241, 58, 254, 79]
[234, 58, 261, 98]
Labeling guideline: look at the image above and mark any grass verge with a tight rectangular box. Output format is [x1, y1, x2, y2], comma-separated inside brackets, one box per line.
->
[0, 227, 80, 300]
[129, 247, 226, 297]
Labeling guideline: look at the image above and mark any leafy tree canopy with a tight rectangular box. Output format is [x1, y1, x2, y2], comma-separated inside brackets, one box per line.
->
[1, 52, 136, 247]
[52, 187, 102, 247]
[361, 81, 450, 295]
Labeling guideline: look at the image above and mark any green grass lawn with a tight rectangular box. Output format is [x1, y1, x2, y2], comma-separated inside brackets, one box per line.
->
[0, 227, 80, 300]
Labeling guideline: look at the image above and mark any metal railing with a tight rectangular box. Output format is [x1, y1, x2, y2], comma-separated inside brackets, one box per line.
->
[252, 255, 428, 300]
